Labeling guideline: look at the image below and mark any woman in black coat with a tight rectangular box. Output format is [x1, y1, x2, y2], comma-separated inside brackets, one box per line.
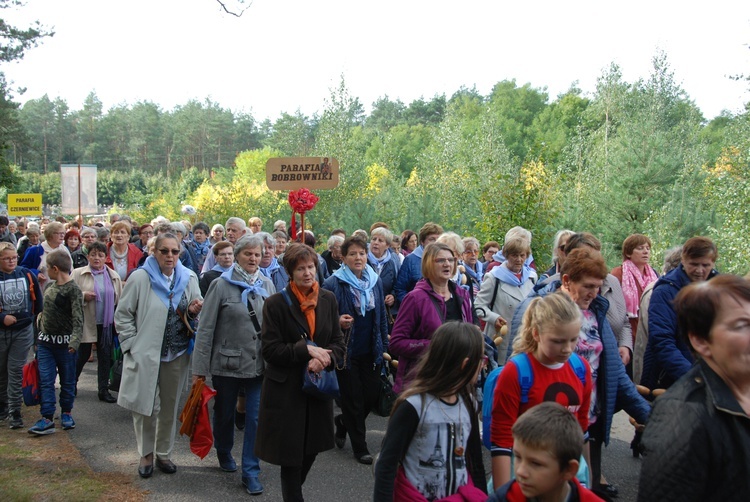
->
[255, 243, 346, 502]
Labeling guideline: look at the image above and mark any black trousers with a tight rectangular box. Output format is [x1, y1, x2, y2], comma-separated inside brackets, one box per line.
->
[335, 354, 381, 457]
[588, 418, 605, 487]
[75, 325, 112, 393]
[280, 454, 317, 502]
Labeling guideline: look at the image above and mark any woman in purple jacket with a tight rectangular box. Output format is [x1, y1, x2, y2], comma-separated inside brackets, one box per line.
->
[389, 242, 473, 393]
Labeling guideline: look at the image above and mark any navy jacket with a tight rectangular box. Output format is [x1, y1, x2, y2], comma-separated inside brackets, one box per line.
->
[641, 265, 718, 389]
[322, 274, 388, 369]
[394, 246, 423, 303]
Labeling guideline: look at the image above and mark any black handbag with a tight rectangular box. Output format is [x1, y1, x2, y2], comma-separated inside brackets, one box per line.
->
[374, 366, 397, 417]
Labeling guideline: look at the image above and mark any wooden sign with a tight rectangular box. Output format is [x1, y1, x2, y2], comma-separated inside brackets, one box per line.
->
[265, 157, 339, 190]
[7, 193, 43, 216]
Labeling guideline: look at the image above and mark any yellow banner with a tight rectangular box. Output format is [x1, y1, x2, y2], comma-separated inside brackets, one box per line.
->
[7, 193, 43, 216]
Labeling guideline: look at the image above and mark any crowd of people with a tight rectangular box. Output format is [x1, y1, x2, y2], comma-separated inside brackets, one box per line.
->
[0, 212, 748, 502]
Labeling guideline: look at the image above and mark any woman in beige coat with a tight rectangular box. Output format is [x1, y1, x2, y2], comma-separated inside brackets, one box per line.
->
[474, 237, 536, 365]
[114, 233, 203, 478]
[72, 241, 123, 403]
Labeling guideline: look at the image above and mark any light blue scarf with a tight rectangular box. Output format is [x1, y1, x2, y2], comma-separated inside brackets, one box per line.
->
[220, 264, 269, 304]
[142, 255, 190, 311]
[367, 250, 390, 275]
[333, 264, 378, 316]
[260, 257, 281, 279]
[463, 260, 483, 283]
[412, 245, 425, 259]
[491, 261, 532, 287]
[211, 263, 232, 273]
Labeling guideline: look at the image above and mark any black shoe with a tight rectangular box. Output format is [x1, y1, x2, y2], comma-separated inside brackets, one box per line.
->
[98, 391, 117, 403]
[9, 411, 23, 429]
[218, 452, 237, 472]
[599, 483, 619, 498]
[334, 415, 346, 449]
[155, 458, 177, 474]
[356, 454, 373, 465]
[0, 405, 8, 421]
[138, 457, 154, 478]
[235, 410, 246, 430]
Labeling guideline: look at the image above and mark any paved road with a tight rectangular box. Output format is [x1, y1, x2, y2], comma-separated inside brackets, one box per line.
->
[71, 364, 642, 501]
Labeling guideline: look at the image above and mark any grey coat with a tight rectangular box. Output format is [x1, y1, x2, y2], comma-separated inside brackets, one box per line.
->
[192, 270, 275, 379]
[114, 267, 202, 416]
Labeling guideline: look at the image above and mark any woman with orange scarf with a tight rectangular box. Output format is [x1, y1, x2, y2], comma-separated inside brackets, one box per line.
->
[255, 243, 345, 502]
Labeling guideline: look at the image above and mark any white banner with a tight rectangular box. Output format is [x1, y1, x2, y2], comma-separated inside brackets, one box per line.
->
[61, 164, 98, 215]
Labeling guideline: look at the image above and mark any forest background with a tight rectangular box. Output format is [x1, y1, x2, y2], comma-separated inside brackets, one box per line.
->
[1, 2, 749, 273]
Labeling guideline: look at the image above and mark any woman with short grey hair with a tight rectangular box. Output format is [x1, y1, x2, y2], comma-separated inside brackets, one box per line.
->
[193, 234, 274, 494]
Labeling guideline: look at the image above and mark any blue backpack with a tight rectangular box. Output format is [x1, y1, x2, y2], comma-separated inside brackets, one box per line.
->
[482, 352, 587, 450]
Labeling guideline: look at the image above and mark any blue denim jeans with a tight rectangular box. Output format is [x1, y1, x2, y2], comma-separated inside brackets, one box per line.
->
[37, 343, 77, 419]
[212, 374, 263, 479]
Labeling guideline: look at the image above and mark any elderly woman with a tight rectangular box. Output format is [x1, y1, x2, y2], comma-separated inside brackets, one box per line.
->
[210, 224, 226, 245]
[389, 242, 473, 393]
[475, 237, 537, 365]
[106, 221, 143, 282]
[272, 230, 288, 257]
[539, 229, 575, 282]
[611, 234, 659, 339]
[460, 236, 484, 295]
[256, 243, 345, 501]
[65, 229, 81, 254]
[539, 232, 634, 365]
[114, 233, 203, 478]
[323, 236, 388, 465]
[16, 225, 40, 262]
[367, 227, 397, 312]
[257, 232, 289, 293]
[199, 241, 234, 296]
[20, 221, 70, 290]
[192, 235, 275, 495]
[323, 234, 344, 275]
[508, 248, 650, 494]
[135, 224, 154, 253]
[72, 241, 123, 403]
[71, 227, 98, 269]
[638, 275, 750, 500]
[186, 222, 212, 275]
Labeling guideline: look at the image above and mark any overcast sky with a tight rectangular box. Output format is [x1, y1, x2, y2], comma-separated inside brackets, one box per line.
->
[3, 0, 749, 121]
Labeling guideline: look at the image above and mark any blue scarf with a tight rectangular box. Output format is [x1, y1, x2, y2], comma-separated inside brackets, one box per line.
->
[260, 257, 281, 279]
[211, 263, 232, 273]
[333, 264, 378, 316]
[367, 250, 391, 275]
[412, 245, 425, 259]
[463, 260, 483, 283]
[193, 239, 210, 258]
[491, 261, 532, 287]
[142, 255, 190, 311]
[220, 264, 269, 304]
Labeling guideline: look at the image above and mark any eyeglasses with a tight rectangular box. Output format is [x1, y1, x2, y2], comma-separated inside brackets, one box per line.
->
[435, 258, 456, 265]
[464, 249, 479, 255]
[55, 232, 66, 236]
[217, 252, 234, 258]
[158, 248, 181, 256]
[1, 256, 18, 262]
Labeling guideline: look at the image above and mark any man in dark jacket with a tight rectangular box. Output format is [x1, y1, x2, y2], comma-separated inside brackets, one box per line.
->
[640, 237, 718, 390]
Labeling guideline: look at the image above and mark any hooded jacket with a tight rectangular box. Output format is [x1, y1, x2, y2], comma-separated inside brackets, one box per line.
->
[389, 278, 472, 393]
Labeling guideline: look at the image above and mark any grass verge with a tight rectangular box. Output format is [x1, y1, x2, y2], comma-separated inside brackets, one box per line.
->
[0, 407, 146, 502]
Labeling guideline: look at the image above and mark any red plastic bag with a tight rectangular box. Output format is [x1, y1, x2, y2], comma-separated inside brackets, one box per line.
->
[190, 384, 217, 459]
[22, 358, 40, 406]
